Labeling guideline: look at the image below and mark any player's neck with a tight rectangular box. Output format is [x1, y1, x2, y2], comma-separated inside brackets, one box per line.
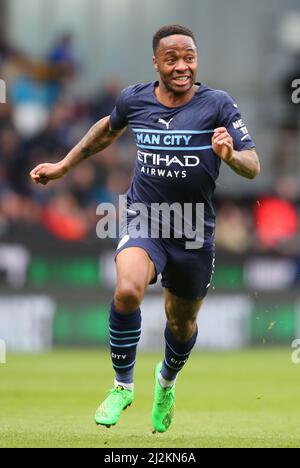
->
[155, 82, 199, 108]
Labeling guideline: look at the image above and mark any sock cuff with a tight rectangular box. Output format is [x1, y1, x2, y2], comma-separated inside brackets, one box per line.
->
[109, 301, 142, 334]
[109, 302, 142, 327]
[110, 301, 141, 321]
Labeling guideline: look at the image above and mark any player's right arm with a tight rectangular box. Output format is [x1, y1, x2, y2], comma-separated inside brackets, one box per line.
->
[30, 116, 126, 185]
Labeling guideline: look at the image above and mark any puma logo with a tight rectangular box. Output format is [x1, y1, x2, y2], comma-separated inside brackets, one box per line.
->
[117, 235, 130, 250]
[158, 118, 173, 129]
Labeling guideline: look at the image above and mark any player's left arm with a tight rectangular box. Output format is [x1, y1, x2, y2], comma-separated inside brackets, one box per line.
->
[212, 127, 260, 179]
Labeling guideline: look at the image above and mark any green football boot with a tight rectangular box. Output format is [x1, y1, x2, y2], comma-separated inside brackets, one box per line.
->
[152, 362, 175, 433]
[95, 386, 134, 428]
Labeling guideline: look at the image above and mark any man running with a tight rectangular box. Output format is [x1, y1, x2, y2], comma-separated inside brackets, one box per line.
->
[30, 24, 260, 433]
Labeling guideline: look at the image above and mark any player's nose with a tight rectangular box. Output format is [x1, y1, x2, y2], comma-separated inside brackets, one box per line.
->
[174, 59, 188, 73]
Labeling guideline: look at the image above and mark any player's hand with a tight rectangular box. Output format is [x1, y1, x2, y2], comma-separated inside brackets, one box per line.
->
[30, 162, 67, 185]
[212, 127, 234, 162]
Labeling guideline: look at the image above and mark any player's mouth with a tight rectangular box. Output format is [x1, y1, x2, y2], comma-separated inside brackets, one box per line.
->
[172, 76, 191, 87]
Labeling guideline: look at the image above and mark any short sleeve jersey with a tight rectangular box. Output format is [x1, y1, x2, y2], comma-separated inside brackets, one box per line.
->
[110, 81, 255, 248]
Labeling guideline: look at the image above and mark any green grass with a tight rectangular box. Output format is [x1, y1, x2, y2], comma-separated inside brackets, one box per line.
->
[0, 348, 299, 448]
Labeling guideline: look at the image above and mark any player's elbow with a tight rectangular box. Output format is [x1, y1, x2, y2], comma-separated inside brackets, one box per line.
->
[248, 152, 261, 179]
[249, 162, 260, 179]
[253, 158, 261, 178]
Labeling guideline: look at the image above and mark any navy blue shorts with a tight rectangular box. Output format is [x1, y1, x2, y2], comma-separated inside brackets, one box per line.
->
[115, 235, 215, 301]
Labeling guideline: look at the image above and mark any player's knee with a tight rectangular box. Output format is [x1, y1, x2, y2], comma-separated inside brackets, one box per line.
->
[114, 281, 144, 312]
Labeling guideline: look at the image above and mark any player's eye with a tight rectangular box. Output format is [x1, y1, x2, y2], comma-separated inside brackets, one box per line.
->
[166, 58, 176, 64]
[186, 56, 195, 62]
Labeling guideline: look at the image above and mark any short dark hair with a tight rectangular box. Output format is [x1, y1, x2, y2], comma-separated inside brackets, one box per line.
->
[152, 24, 196, 54]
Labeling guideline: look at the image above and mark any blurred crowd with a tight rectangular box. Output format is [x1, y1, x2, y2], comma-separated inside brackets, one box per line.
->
[215, 184, 300, 255]
[0, 34, 136, 241]
[0, 34, 299, 252]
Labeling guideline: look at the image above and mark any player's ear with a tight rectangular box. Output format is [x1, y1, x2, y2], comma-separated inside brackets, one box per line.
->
[152, 55, 159, 72]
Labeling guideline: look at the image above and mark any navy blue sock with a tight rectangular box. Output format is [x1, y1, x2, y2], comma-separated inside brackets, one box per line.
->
[109, 301, 141, 385]
[161, 323, 198, 382]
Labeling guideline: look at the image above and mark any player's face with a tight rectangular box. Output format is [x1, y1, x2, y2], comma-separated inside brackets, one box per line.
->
[153, 35, 198, 94]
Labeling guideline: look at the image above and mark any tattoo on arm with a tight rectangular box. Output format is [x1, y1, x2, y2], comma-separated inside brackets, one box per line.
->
[79, 117, 125, 160]
[60, 117, 126, 172]
[82, 147, 93, 159]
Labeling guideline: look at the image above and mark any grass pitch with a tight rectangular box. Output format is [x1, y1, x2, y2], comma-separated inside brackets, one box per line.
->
[0, 348, 299, 448]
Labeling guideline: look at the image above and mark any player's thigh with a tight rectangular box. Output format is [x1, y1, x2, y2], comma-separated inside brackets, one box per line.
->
[115, 246, 156, 295]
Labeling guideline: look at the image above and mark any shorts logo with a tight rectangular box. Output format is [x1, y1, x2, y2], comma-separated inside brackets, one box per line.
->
[126, 209, 138, 216]
[117, 235, 130, 250]
[206, 256, 215, 288]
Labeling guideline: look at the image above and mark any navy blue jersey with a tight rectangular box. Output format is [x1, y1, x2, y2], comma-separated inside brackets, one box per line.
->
[110, 81, 255, 248]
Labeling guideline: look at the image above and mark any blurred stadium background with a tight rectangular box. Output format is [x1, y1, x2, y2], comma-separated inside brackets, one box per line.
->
[0, 0, 300, 448]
